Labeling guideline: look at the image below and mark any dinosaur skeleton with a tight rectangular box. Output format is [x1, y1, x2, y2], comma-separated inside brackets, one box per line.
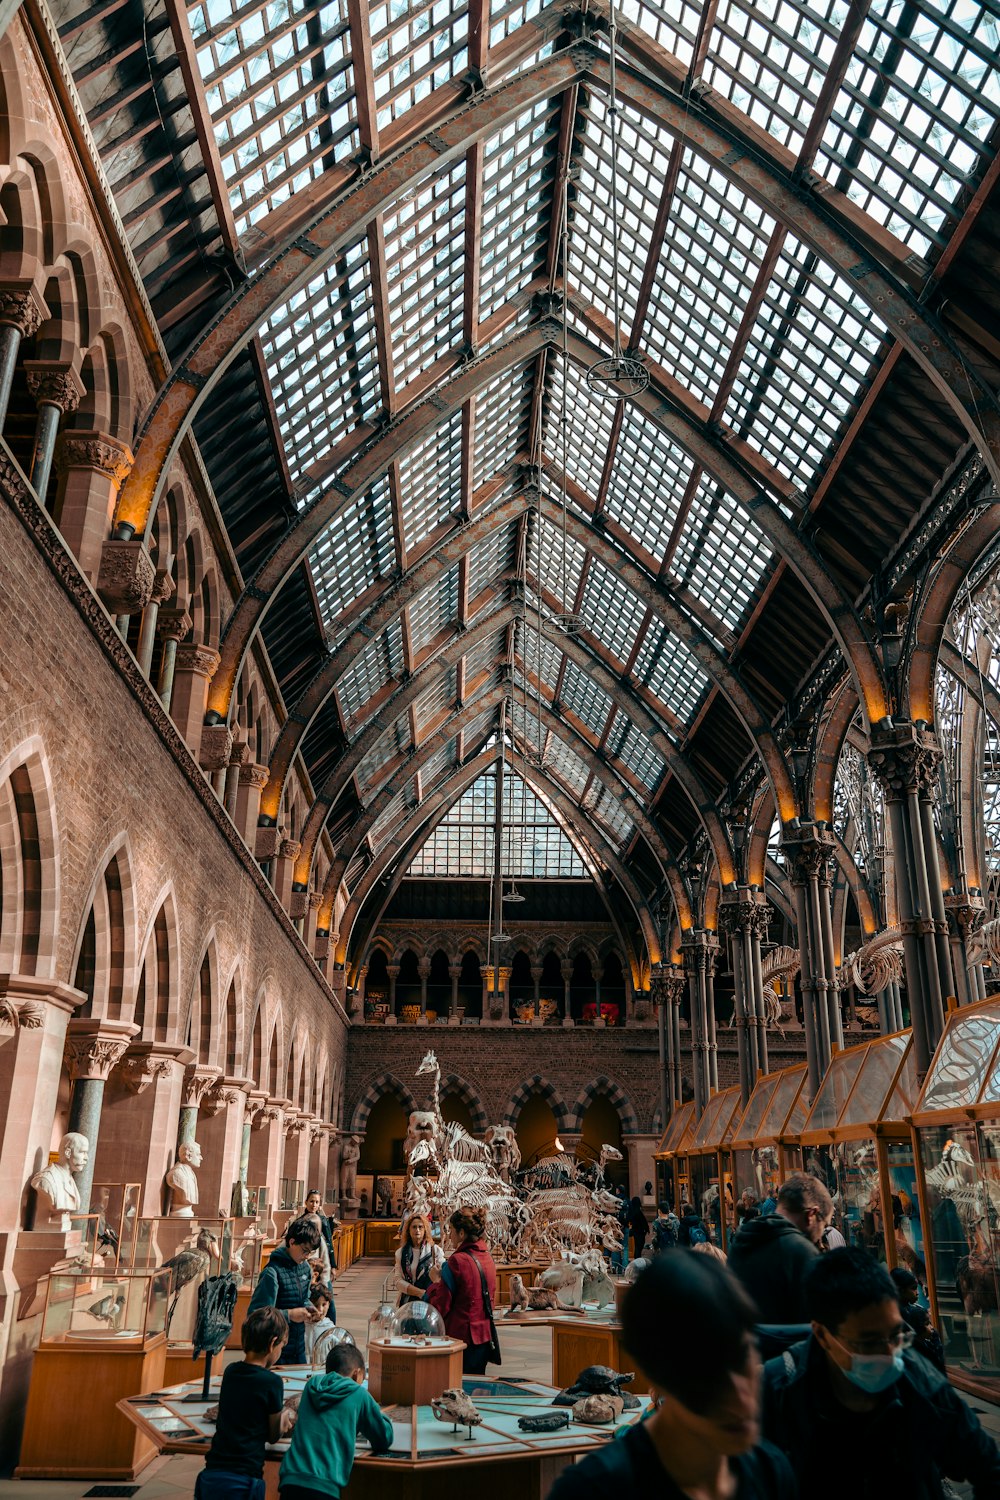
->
[727, 946, 799, 1033]
[838, 929, 905, 996]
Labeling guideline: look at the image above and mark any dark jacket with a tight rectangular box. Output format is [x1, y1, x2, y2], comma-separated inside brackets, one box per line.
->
[279, 1370, 393, 1497]
[248, 1245, 312, 1364]
[547, 1418, 796, 1500]
[425, 1239, 496, 1347]
[727, 1213, 817, 1322]
[763, 1335, 1000, 1500]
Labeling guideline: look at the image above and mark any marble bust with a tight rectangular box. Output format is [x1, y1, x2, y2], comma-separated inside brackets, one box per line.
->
[165, 1140, 202, 1217]
[31, 1132, 89, 1230]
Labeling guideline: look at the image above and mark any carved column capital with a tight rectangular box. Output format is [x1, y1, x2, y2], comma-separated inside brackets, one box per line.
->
[240, 762, 270, 790]
[97, 537, 156, 614]
[867, 723, 943, 799]
[116, 1053, 172, 1094]
[0, 283, 48, 337]
[175, 642, 220, 679]
[156, 607, 193, 644]
[244, 1089, 269, 1127]
[202, 1075, 250, 1116]
[944, 892, 986, 940]
[182, 1063, 222, 1109]
[64, 1019, 139, 1081]
[650, 966, 686, 1007]
[56, 431, 135, 488]
[24, 361, 85, 414]
[782, 825, 837, 886]
[279, 838, 302, 861]
[199, 723, 233, 772]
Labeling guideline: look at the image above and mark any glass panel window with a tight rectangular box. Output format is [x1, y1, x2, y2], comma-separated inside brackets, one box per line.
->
[383, 158, 466, 391]
[398, 412, 464, 553]
[920, 1011, 1000, 1112]
[407, 768, 586, 876]
[308, 474, 394, 639]
[473, 366, 533, 490]
[370, 0, 469, 132]
[480, 102, 556, 321]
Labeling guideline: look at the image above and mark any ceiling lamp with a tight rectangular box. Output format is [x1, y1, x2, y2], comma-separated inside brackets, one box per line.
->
[585, 0, 648, 402]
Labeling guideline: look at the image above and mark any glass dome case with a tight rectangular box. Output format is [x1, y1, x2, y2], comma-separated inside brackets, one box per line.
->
[311, 1323, 356, 1367]
[394, 1301, 446, 1339]
[368, 1301, 399, 1344]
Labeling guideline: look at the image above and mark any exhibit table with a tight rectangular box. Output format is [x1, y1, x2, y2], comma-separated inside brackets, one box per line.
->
[367, 1335, 466, 1403]
[501, 1306, 650, 1395]
[118, 1369, 650, 1500]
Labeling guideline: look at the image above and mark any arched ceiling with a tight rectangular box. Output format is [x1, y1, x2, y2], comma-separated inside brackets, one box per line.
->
[51, 0, 1000, 950]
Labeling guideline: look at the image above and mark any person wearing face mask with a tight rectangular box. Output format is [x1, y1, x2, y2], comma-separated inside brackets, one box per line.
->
[547, 1254, 796, 1500]
[762, 1247, 1000, 1500]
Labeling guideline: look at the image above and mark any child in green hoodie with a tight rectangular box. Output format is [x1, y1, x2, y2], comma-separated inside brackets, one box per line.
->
[279, 1344, 394, 1500]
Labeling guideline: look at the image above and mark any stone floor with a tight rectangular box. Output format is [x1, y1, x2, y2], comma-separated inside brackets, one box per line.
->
[1, 1257, 997, 1498]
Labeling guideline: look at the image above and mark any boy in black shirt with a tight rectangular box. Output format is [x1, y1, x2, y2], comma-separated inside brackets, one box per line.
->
[197, 1306, 288, 1500]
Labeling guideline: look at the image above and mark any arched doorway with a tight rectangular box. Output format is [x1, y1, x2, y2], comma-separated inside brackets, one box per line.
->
[579, 1094, 626, 1190]
[515, 1093, 560, 1167]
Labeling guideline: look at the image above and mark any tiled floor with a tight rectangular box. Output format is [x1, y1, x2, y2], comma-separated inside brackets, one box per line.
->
[1, 1258, 996, 1498]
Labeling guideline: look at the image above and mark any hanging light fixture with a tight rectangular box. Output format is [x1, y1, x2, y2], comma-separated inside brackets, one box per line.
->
[585, 0, 649, 402]
[554, 162, 583, 637]
[501, 696, 525, 903]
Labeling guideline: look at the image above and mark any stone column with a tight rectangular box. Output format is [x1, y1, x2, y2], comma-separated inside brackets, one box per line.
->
[624, 1134, 660, 1203]
[593, 964, 603, 1023]
[201, 721, 235, 801]
[135, 566, 175, 677]
[235, 763, 269, 846]
[944, 891, 986, 1008]
[560, 959, 573, 1024]
[23, 363, 85, 508]
[237, 1091, 267, 1215]
[387, 964, 400, 1017]
[681, 934, 714, 1119]
[272, 839, 301, 913]
[178, 1064, 221, 1152]
[704, 945, 720, 1090]
[0, 282, 47, 431]
[154, 607, 192, 712]
[303, 892, 323, 957]
[284, 1111, 311, 1196]
[170, 643, 221, 753]
[223, 740, 250, 820]
[868, 724, 954, 1076]
[326, 1128, 342, 1207]
[95, 1042, 193, 1216]
[54, 432, 135, 581]
[64, 1018, 138, 1214]
[197, 1077, 251, 1220]
[418, 955, 431, 1019]
[308, 1121, 329, 1199]
[530, 963, 542, 1018]
[784, 825, 838, 1099]
[449, 962, 462, 1018]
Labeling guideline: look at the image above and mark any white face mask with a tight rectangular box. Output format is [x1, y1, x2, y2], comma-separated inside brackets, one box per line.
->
[829, 1333, 905, 1394]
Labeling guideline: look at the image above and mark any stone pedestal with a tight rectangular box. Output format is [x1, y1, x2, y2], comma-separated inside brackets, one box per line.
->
[623, 1135, 660, 1204]
[54, 432, 134, 581]
[367, 1337, 465, 1405]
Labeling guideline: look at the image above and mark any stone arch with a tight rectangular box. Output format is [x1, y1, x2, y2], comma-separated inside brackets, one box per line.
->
[0, 165, 47, 277]
[350, 1072, 416, 1134]
[134, 884, 180, 1041]
[185, 931, 221, 1064]
[35, 258, 81, 364]
[220, 963, 245, 1076]
[70, 833, 138, 1021]
[0, 735, 59, 978]
[439, 1073, 488, 1135]
[569, 1076, 639, 1136]
[501, 1075, 571, 1132]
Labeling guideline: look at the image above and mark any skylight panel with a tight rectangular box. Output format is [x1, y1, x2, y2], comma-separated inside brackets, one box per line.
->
[413, 664, 459, 730]
[568, 95, 675, 333]
[419, 743, 455, 796]
[262, 238, 379, 485]
[462, 625, 505, 684]
[189, 0, 358, 236]
[355, 713, 409, 798]
[723, 236, 888, 488]
[608, 712, 665, 792]
[814, 1, 1000, 255]
[560, 658, 613, 739]
[479, 101, 556, 321]
[488, 0, 544, 46]
[466, 522, 515, 603]
[702, 0, 845, 152]
[518, 616, 564, 695]
[528, 510, 587, 608]
[308, 474, 394, 639]
[383, 158, 466, 391]
[544, 734, 592, 799]
[473, 367, 532, 489]
[618, 0, 701, 68]
[583, 780, 634, 845]
[337, 616, 405, 726]
[370, 787, 408, 855]
[603, 408, 692, 561]
[579, 560, 649, 668]
[370, 0, 469, 131]
[406, 768, 585, 877]
[642, 153, 776, 405]
[670, 477, 772, 632]
[632, 616, 711, 727]
[543, 360, 617, 501]
[408, 567, 460, 657]
[399, 412, 464, 553]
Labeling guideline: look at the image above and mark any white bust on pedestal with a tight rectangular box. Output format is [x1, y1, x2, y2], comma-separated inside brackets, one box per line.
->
[165, 1140, 202, 1217]
[31, 1132, 89, 1230]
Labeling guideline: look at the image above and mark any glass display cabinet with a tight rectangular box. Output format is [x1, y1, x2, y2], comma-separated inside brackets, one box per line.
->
[912, 997, 1000, 1394]
[653, 1100, 695, 1210]
[128, 1218, 237, 1346]
[798, 1030, 920, 1267]
[91, 1181, 142, 1267]
[726, 1063, 810, 1231]
[676, 1086, 742, 1245]
[40, 1268, 170, 1345]
[280, 1176, 304, 1211]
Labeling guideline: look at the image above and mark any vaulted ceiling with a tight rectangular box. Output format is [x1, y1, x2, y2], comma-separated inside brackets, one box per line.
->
[51, 0, 1000, 948]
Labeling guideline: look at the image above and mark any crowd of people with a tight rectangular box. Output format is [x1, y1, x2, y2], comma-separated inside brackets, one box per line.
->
[196, 1174, 1000, 1500]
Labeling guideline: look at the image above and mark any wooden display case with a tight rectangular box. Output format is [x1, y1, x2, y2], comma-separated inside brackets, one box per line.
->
[367, 1336, 466, 1404]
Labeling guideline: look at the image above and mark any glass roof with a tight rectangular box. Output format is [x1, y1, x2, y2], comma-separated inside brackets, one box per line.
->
[407, 765, 586, 878]
[801, 1031, 914, 1135]
[164, 0, 1000, 913]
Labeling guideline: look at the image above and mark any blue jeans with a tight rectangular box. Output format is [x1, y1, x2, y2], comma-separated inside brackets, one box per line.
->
[196, 1470, 266, 1500]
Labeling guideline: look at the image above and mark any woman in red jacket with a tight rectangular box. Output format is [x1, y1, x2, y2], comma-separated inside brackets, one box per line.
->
[425, 1204, 498, 1373]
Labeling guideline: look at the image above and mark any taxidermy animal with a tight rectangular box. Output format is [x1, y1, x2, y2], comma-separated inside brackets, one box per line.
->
[557, 1365, 639, 1408]
[430, 1388, 482, 1434]
[578, 1249, 614, 1307]
[193, 1273, 239, 1357]
[518, 1411, 570, 1432]
[539, 1260, 585, 1306]
[163, 1228, 220, 1333]
[87, 1289, 126, 1331]
[572, 1393, 623, 1423]
[508, 1273, 529, 1313]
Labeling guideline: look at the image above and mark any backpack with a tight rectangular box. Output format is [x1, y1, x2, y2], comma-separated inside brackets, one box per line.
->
[687, 1222, 708, 1246]
[653, 1214, 679, 1251]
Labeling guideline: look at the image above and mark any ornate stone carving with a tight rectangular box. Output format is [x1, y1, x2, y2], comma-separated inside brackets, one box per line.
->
[279, 838, 302, 861]
[285, 1112, 308, 1138]
[156, 606, 193, 643]
[97, 537, 156, 613]
[944, 893, 986, 941]
[175, 641, 220, 679]
[240, 762, 269, 790]
[649, 967, 685, 1007]
[783, 828, 836, 886]
[57, 432, 134, 488]
[24, 363, 85, 414]
[202, 1082, 242, 1116]
[200, 722, 234, 772]
[65, 1032, 132, 1081]
[117, 1053, 172, 1094]
[867, 725, 944, 799]
[255, 825, 282, 860]
[289, 890, 309, 920]
[0, 284, 47, 338]
[149, 567, 176, 607]
[253, 1104, 282, 1130]
[182, 1066, 221, 1109]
